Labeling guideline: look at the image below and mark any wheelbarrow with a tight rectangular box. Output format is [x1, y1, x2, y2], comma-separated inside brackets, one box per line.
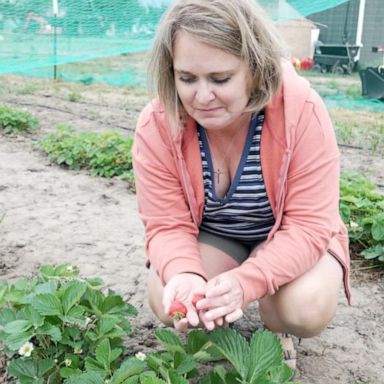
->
[313, 43, 361, 75]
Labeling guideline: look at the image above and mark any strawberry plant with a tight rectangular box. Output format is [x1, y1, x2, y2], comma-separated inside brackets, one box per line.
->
[0, 264, 137, 383]
[340, 172, 384, 263]
[38, 125, 135, 185]
[0, 264, 296, 383]
[0, 104, 39, 134]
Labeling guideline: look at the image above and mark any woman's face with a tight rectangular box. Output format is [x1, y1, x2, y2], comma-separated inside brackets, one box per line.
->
[173, 31, 252, 133]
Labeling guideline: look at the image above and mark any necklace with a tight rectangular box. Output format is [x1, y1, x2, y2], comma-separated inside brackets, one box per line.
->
[204, 123, 249, 185]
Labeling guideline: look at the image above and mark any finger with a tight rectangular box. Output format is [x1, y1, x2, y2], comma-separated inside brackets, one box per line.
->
[174, 317, 189, 332]
[162, 288, 176, 315]
[204, 306, 233, 323]
[199, 310, 216, 331]
[198, 292, 232, 311]
[225, 308, 243, 323]
[186, 306, 200, 327]
[205, 279, 231, 298]
[215, 317, 224, 327]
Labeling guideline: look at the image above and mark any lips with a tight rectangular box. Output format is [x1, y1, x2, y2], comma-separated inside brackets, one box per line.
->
[196, 107, 223, 112]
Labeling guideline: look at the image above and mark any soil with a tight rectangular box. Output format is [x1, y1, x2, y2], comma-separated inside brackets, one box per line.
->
[0, 74, 383, 384]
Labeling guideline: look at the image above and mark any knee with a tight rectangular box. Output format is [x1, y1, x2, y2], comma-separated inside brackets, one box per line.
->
[276, 294, 337, 338]
[148, 295, 173, 327]
[260, 292, 337, 338]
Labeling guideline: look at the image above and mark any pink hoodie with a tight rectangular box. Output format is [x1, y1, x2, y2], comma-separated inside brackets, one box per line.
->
[132, 62, 351, 307]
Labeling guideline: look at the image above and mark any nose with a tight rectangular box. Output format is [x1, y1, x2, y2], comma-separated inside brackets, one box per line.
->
[195, 82, 215, 105]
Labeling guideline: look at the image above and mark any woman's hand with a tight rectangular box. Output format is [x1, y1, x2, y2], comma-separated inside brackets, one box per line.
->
[196, 272, 244, 330]
[162, 273, 207, 332]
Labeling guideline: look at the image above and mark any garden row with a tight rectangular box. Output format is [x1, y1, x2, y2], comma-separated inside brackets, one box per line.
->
[1, 103, 383, 264]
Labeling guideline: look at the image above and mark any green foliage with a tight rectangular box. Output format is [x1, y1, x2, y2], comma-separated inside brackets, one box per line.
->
[0, 264, 296, 384]
[340, 172, 384, 263]
[0, 264, 137, 383]
[38, 125, 135, 180]
[140, 328, 295, 384]
[68, 93, 82, 102]
[0, 104, 39, 134]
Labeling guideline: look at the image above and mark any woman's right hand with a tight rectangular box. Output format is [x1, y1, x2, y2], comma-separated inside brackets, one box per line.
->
[163, 273, 207, 331]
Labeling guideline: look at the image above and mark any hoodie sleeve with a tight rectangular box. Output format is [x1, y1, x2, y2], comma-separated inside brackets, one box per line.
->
[132, 103, 207, 284]
[231, 88, 344, 306]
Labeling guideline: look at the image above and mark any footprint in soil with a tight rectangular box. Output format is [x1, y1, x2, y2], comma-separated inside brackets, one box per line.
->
[0, 245, 22, 276]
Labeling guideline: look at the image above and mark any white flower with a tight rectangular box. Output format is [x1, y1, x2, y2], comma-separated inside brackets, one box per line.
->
[135, 352, 146, 361]
[66, 265, 74, 272]
[74, 348, 83, 354]
[18, 341, 34, 357]
[350, 221, 359, 228]
[65, 358, 72, 367]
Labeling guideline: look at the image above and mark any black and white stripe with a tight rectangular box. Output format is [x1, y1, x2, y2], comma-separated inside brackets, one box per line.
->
[197, 111, 275, 243]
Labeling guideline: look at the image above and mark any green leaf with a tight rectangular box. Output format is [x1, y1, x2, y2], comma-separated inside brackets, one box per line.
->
[4, 319, 32, 334]
[371, 218, 384, 241]
[168, 371, 189, 384]
[35, 280, 58, 295]
[209, 328, 250, 380]
[0, 308, 16, 326]
[96, 338, 112, 368]
[0, 283, 9, 304]
[86, 277, 104, 287]
[140, 376, 167, 384]
[63, 371, 105, 384]
[62, 281, 87, 314]
[66, 305, 86, 320]
[154, 329, 185, 353]
[36, 322, 62, 342]
[39, 264, 56, 278]
[100, 295, 126, 314]
[174, 352, 196, 375]
[188, 330, 223, 362]
[97, 315, 119, 336]
[23, 306, 44, 328]
[5, 331, 34, 351]
[84, 357, 106, 377]
[59, 367, 83, 378]
[32, 293, 63, 316]
[111, 357, 146, 384]
[258, 364, 294, 383]
[247, 331, 283, 383]
[361, 245, 384, 260]
[200, 365, 229, 384]
[8, 358, 37, 378]
[111, 348, 123, 363]
[187, 329, 210, 354]
[84, 288, 103, 308]
[36, 359, 56, 376]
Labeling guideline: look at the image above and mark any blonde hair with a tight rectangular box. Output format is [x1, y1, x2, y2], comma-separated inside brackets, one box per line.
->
[147, 0, 284, 135]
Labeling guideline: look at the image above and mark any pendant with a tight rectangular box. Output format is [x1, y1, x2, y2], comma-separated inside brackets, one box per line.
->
[213, 168, 224, 184]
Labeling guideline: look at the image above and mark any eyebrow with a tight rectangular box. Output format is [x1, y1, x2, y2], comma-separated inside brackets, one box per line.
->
[174, 69, 233, 76]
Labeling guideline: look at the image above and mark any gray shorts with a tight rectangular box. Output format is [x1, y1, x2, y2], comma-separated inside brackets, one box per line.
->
[198, 230, 264, 264]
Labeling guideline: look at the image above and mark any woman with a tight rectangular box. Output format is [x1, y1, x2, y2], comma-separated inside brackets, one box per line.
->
[132, 0, 351, 370]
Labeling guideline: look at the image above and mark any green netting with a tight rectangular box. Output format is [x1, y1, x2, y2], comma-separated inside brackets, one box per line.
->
[0, 0, 352, 79]
[324, 94, 384, 112]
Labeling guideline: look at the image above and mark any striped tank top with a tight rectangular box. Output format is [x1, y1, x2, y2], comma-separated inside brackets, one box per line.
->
[197, 111, 275, 244]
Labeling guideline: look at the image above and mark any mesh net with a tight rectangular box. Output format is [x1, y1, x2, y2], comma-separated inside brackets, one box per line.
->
[0, 0, 353, 82]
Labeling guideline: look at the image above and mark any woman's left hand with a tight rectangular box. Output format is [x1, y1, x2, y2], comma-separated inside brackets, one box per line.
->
[196, 272, 244, 330]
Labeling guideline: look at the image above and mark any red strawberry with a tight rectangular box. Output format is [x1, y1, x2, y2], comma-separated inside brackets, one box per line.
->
[169, 300, 187, 320]
[192, 293, 205, 308]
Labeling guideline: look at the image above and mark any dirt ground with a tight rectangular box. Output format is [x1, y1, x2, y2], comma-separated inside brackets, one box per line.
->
[0, 74, 383, 384]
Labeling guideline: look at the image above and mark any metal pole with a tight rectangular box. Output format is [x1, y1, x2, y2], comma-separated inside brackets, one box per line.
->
[52, 0, 59, 79]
